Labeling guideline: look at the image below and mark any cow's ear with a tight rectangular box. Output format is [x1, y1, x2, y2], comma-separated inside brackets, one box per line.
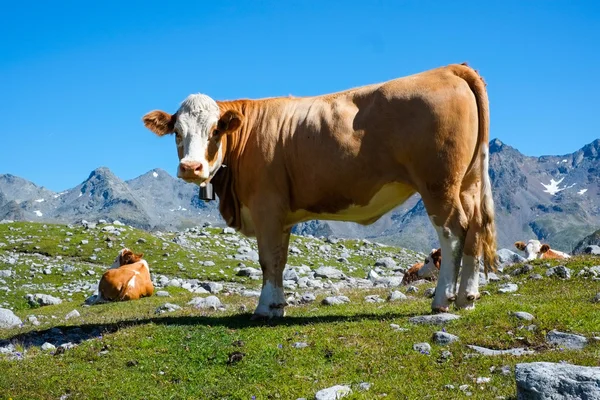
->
[143, 110, 176, 136]
[514, 241, 526, 251]
[217, 110, 243, 134]
[540, 244, 550, 253]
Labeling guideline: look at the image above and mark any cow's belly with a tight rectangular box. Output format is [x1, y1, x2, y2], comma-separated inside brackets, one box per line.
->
[286, 182, 416, 227]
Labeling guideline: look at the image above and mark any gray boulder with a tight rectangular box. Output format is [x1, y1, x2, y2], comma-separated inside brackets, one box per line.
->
[314, 266, 345, 279]
[409, 313, 460, 325]
[515, 362, 600, 399]
[546, 330, 588, 350]
[546, 266, 572, 280]
[315, 385, 352, 400]
[321, 296, 350, 306]
[374, 257, 396, 269]
[496, 249, 526, 271]
[188, 296, 222, 310]
[432, 331, 459, 345]
[26, 293, 62, 306]
[583, 245, 600, 255]
[0, 308, 22, 329]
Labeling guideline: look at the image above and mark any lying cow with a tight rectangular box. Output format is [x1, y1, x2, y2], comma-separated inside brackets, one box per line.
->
[514, 240, 571, 260]
[402, 248, 442, 285]
[143, 63, 497, 316]
[89, 248, 154, 304]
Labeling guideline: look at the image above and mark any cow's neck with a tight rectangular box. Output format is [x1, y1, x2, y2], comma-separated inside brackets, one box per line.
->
[211, 100, 253, 231]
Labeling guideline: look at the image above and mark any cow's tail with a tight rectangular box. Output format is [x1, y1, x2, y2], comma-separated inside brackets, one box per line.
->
[455, 63, 497, 274]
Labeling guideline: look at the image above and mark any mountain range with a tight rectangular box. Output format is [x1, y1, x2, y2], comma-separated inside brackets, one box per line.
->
[1, 138, 599, 253]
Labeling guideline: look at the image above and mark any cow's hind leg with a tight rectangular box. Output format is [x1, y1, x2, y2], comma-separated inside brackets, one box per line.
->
[456, 187, 483, 309]
[253, 217, 291, 319]
[423, 194, 468, 313]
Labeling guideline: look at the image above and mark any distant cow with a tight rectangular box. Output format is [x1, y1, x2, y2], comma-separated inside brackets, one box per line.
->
[515, 240, 571, 260]
[402, 248, 442, 285]
[90, 249, 154, 303]
[143, 63, 496, 316]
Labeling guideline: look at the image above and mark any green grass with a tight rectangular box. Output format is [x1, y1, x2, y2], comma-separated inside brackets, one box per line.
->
[0, 222, 599, 399]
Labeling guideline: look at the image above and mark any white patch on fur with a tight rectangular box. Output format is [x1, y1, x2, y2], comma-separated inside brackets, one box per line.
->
[431, 223, 460, 311]
[456, 255, 479, 309]
[522, 240, 542, 260]
[254, 281, 286, 318]
[140, 260, 149, 273]
[127, 275, 136, 288]
[175, 94, 221, 182]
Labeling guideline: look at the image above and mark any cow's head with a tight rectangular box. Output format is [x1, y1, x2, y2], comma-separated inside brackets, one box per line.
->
[110, 248, 144, 269]
[514, 240, 543, 260]
[417, 248, 442, 279]
[142, 94, 243, 185]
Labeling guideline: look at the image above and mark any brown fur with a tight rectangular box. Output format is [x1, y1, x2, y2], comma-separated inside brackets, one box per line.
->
[514, 241, 526, 251]
[120, 249, 144, 266]
[98, 261, 154, 301]
[142, 110, 175, 136]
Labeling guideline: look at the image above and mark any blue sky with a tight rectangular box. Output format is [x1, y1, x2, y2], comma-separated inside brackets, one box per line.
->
[1, 1, 598, 191]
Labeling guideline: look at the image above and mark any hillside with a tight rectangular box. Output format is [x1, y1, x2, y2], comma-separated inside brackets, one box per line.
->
[1, 138, 600, 253]
[0, 221, 599, 399]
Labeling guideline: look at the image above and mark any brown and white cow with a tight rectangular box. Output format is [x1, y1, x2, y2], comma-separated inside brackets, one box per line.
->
[402, 248, 442, 285]
[143, 63, 497, 316]
[514, 240, 571, 261]
[90, 248, 154, 303]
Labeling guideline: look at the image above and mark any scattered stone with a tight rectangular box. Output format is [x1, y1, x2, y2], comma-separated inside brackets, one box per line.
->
[155, 291, 170, 297]
[314, 266, 345, 280]
[26, 294, 62, 306]
[0, 270, 12, 278]
[546, 330, 588, 350]
[406, 285, 418, 293]
[593, 293, 600, 303]
[413, 342, 431, 354]
[528, 273, 543, 280]
[315, 385, 352, 400]
[467, 345, 534, 356]
[511, 264, 534, 276]
[222, 227, 236, 235]
[155, 303, 182, 314]
[236, 267, 262, 277]
[432, 331, 459, 345]
[423, 288, 436, 298]
[375, 257, 396, 269]
[546, 265, 572, 279]
[321, 296, 350, 306]
[498, 283, 518, 294]
[81, 240, 88, 245]
[241, 290, 261, 298]
[358, 382, 371, 392]
[496, 249, 526, 270]
[512, 311, 535, 321]
[583, 245, 600, 255]
[515, 362, 600, 400]
[41, 342, 56, 351]
[188, 296, 222, 310]
[300, 293, 316, 303]
[292, 342, 308, 349]
[476, 377, 491, 384]
[409, 314, 460, 325]
[0, 308, 22, 329]
[200, 282, 223, 294]
[387, 291, 407, 301]
[62, 265, 75, 273]
[65, 310, 80, 320]
[364, 294, 384, 303]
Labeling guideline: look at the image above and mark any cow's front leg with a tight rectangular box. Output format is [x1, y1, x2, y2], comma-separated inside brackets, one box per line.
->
[431, 224, 465, 313]
[253, 224, 291, 319]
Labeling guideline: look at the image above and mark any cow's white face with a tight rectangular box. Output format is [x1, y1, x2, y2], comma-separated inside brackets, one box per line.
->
[142, 94, 242, 186]
[515, 240, 542, 260]
[418, 248, 442, 279]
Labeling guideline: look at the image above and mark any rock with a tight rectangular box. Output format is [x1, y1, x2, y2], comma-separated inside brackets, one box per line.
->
[432, 331, 459, 345]
[546, 266, 572, 279]
[0, 270, 12, 278]
[593, 293, 600, 303]
[292, 342, 308, 349]
[62, 265, 75, 273]
[496, 249, 526, 270]
[367, 269, 380, 281]
[374, 276, 402, 288]
[65, 310, 80, 320]
[236, 267, 262, 277]
[546, 330, 588, 350]
[529, 273, 543, 280]
[583, 245, 600, 255]
[424, 287, 436, 298]
[511, 264, 534, 276]
[358, 382, 371, 391]
[515, 362, 600, 400]
[187, 296, 222, 310]
[41, 342, 56, 351]
[498, 283, 518, 293]
[26, 294, 62, 306]
[203, 261, 216, 267]
[315, 385, 352, 400]
[222, 227, 236, 234]
[413, 342, 431, 354]
[155, 303, 182, 314]
[512, 311, 535, 321]
[300, 293, 316, 303]
[387, 291, 407, 301]
[283, 268, 300, 282]
[476, 377, 491, 384]
[375, 257, 396, 269]
[241, 290, 261, 298]
[406, 285, 418, 293]
[155, 291, 170, 297]
[409, 314, 460, 325]
[200, 282, 223, 294]
[81, 240, 89, 245]
[364, 295, 384, 303]
[0, 308, 22, 329]
[467, 345, 535, 356]
[314, 266, 345, 279]
[321, 296, 350, 306]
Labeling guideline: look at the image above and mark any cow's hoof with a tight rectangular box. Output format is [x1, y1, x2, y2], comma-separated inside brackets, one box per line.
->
[455, 293, 479, 310]
[252, 303, 285, 319]
[431, 306, 449, 313]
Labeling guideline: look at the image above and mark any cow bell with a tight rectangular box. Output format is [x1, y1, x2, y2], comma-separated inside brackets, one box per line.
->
[199, 182, 216, 201]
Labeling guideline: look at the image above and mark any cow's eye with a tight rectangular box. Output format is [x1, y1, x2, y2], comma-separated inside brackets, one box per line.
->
[212, 130, 220, 138]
